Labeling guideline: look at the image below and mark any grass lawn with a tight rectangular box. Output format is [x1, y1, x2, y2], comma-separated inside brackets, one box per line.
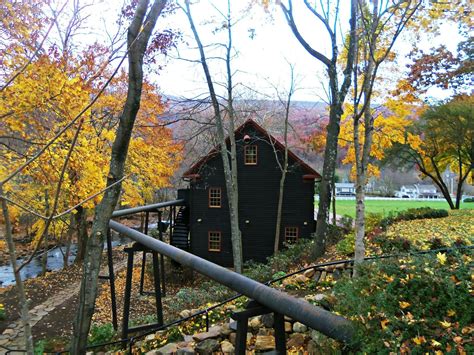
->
[332, 199, 474, 218]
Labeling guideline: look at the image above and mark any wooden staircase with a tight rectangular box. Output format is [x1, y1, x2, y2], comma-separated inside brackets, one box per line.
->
[170, 206, 190, 251]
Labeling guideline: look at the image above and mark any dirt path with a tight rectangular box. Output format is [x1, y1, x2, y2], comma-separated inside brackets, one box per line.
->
[0, 281, 82, 352]
[0, 258, 127, 354]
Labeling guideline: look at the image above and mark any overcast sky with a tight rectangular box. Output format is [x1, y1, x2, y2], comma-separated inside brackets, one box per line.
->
[86, 1, 463, 102]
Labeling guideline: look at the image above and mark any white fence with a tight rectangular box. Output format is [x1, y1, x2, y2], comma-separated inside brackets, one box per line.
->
[315, 196, 451, 201]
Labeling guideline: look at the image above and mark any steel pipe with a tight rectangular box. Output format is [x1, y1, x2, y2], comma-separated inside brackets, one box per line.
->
[111, 199, 185, 218]
[109, 220, 354, 343]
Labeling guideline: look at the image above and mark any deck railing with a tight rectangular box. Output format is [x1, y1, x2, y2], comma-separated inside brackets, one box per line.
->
[108, 220, 355, 345]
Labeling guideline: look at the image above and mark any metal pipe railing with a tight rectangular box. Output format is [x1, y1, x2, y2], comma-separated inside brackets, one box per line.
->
[109, 220, 354, 343]
[111, 199, 185, 218]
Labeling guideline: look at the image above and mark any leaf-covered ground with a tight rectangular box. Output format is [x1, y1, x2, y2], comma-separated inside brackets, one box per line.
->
[384, 210, 474, 250]
[333, 251, 474, 354]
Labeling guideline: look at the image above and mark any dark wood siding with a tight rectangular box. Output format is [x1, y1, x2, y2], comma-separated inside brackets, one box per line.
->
[188, 125, 315, 266]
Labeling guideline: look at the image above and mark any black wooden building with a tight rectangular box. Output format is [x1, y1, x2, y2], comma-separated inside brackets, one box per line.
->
[172, 119, 320, 266]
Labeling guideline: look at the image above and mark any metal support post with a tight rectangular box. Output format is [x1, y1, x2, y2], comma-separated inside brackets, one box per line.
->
[274, 312, 286, 353]
[152, 251, 164, 326]
[139, 211, 150, 294]
[106, 229, 118, 330]
[231, 300, 287, 354]
[158, 210, 166, 296]
[122, 247, 135, 340]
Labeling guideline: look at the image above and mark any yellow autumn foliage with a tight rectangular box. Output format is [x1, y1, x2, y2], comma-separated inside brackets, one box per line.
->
[339, 98, 425, 179]
[1, 51, 182, 233]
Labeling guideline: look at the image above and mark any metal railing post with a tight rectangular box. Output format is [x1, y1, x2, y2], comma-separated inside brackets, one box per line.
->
[106, 229, 118, 330]
[152, 251, 164, 326]
[121, 247, 135, 340]
[158, 210, 166, 296]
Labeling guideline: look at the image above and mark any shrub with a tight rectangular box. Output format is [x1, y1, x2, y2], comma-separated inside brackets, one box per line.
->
[271, 271, 287, 284]
[339, 214, 354, 232]
[168, 282, 233, 316]
[326, 224, 347, 245]
[333, 251, 473, 353]
[0, 304, 5, 321]
[463, 197, 474, 202]
[365, 212, 384, 233]
[88, 323, 116, 346]
[266, 238, 314, 276]
[34, 340, 47, 355]
[428, 236, 448, 250]
[336, 233, 355, 256]
[380, 207, 448, 230]
[372, 234, 412, 253]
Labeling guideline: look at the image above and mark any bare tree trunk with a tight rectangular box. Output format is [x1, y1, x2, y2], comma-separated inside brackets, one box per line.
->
[41, 233, 48, 275]
[351, 0, 420, 273]
[314, 98, 343, 256]
[332, 177, 336, 226]
[225, 1, 242, 273]
[455, 154, 465, 209]
[274, 66, 294, 253]
[184, 0, 243, 272]
[63, 213, 75, 266]
[74, 206, 88, 263]
[274, 174, 286, 252]
[354, 104, 375, 271]
[71, 1, 166, 352]
[1, 185, 34, 354]
[41, 189, 50, 275]
[353, 0, 378, 274]
[280, 0, 357, 258]
[426, 161, 456, 209]
[416, 158, 467, 210]
[274, 103, 290, 253]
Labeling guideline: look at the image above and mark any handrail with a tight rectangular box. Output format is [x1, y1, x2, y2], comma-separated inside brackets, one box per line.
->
[108, 220, 354, 343]
[111, 199, 185, 218]
[82, 244, 473, 352]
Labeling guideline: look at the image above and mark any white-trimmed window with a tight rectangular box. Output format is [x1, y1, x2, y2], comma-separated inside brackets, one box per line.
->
[244, 145, 258, 165]
[208, 231, 221, 252]
[285, 227, 299, 244]
[209, 187, 221, 208]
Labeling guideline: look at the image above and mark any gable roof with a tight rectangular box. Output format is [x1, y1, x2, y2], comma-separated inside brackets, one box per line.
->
[183, 119, 320, 179]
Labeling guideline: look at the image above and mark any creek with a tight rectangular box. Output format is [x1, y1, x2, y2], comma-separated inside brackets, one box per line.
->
[0, 233, 130, 287]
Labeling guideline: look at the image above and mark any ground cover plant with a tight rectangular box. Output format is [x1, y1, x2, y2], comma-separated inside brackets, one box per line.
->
[332, 199, 474, 218]
[332, 250, 474, 354]
[15, 208, 472, 353]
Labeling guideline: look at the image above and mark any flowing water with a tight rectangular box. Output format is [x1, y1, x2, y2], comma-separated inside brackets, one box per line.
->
[0, 234, 130, 287]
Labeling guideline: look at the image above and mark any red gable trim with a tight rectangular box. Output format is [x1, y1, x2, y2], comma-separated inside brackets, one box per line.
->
[182, 119, 321, 178]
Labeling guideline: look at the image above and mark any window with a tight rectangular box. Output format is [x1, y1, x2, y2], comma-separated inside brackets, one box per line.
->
[285, 227, 299, 244]
[208, 231, 221, 252]
[209, 187, 221, 208]
[244, 145, 257, 165]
